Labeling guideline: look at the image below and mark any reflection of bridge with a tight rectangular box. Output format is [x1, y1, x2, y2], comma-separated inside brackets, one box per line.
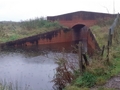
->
[1, 11, 114, 55]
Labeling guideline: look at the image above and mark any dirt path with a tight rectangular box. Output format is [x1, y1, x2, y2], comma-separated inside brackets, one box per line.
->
[90, 74, 120, 90]
[104, 74, 120, 89]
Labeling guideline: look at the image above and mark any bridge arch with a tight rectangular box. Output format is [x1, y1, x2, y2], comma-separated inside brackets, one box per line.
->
[72, 24, 86, 41]
[72, 24, 88, 53]
[72, 24, 85, 31]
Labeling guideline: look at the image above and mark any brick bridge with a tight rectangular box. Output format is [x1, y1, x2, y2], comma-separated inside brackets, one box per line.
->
[0, 11, 115, 55]
[47, 11, 114, 27]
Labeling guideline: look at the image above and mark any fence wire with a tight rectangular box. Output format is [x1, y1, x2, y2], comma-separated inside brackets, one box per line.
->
[108, 13, 119, 46]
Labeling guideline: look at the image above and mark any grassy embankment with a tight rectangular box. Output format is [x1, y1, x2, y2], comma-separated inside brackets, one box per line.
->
[0, 17, 62, 43]
[62, 17, 120, 90]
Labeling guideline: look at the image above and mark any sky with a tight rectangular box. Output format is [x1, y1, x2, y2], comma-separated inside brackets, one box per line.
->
[0, 0, 119, 21]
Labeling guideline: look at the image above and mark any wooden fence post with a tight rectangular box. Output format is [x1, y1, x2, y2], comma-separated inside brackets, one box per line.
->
[106, 28, 111, 62]
[107, 41, 110, 62]
[109, 29, 112, 46]
[82, 54, 89, 65]
[101, 45, 105, 56]
[78, 41, 83, 74]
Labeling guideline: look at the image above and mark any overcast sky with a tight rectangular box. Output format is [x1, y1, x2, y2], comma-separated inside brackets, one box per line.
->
[0, 0, 119, 21]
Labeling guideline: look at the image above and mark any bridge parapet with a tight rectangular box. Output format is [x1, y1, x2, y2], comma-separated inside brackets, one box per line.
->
[47, 11, 115, 27]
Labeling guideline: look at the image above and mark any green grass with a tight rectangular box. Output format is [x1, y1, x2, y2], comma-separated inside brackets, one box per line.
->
[90, 25, 109, 48]
[56, 45, 120, 90]
[65, 86, 89, 90]
[74, 72, 96, 87]
[65, 86, 116, 90]
[0, 18, 63, 43]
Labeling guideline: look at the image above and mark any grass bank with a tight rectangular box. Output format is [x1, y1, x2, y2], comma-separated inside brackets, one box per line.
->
[0, 17, 62, 43]
[57, 47, 120, 90]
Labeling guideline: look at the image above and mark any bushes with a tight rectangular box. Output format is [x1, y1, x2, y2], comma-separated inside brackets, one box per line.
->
[0, 18, 62, 42]
[20, 17, 61, 30]
[74, 72, 96, 87]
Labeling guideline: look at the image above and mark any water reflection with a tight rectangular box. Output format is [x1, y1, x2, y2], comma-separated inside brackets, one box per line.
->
[0, 47, 58, 90]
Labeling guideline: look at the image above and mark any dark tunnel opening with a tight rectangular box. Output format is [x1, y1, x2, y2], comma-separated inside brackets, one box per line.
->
[72, 24, 85, 42]
[72, 24, 85, 32]
[72, 24, 86, 51]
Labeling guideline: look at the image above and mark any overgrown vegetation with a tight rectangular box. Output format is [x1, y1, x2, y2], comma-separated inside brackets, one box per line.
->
[90, 17, 114, 48]
[52, 52, 79, 90]
[53, 16, 120, 90]
[0, 17, 62, 43]
[90, 25, 109, 48]
[54, 45, 120, 90]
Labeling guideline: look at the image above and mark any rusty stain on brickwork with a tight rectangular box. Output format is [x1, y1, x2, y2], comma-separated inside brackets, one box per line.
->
[0, 11, 114, 55]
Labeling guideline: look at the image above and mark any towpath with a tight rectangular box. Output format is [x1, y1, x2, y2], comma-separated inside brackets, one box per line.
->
[104, 74, 120, 90]
[90, 74, 120, 90]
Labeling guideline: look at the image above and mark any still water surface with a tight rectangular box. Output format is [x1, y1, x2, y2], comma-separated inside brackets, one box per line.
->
[0, 48, 58, 90]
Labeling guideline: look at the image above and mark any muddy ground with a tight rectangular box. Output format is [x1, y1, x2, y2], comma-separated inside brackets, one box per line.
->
[104, 74, 120, 90]
[90, 74, 120, 90]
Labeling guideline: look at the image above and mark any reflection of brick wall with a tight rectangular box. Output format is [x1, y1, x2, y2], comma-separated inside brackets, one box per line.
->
[47, 11, 114, 27]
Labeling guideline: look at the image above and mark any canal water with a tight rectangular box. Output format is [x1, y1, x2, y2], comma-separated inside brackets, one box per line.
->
[0, 47, 58, 90]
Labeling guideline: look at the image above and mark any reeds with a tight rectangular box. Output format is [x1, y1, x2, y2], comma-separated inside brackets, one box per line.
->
[52, 52, 79, 90]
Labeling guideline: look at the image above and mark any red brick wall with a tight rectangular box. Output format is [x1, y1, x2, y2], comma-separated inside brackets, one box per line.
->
[1, 27, 100, 55]
[25, 29, 72, 46]
[47, 11, 114, 27]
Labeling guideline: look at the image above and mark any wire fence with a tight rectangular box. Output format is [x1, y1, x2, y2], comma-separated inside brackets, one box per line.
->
[78, 13, 120, 74]
[106, 13, 119, 62]
[108, 13, 119, 46]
